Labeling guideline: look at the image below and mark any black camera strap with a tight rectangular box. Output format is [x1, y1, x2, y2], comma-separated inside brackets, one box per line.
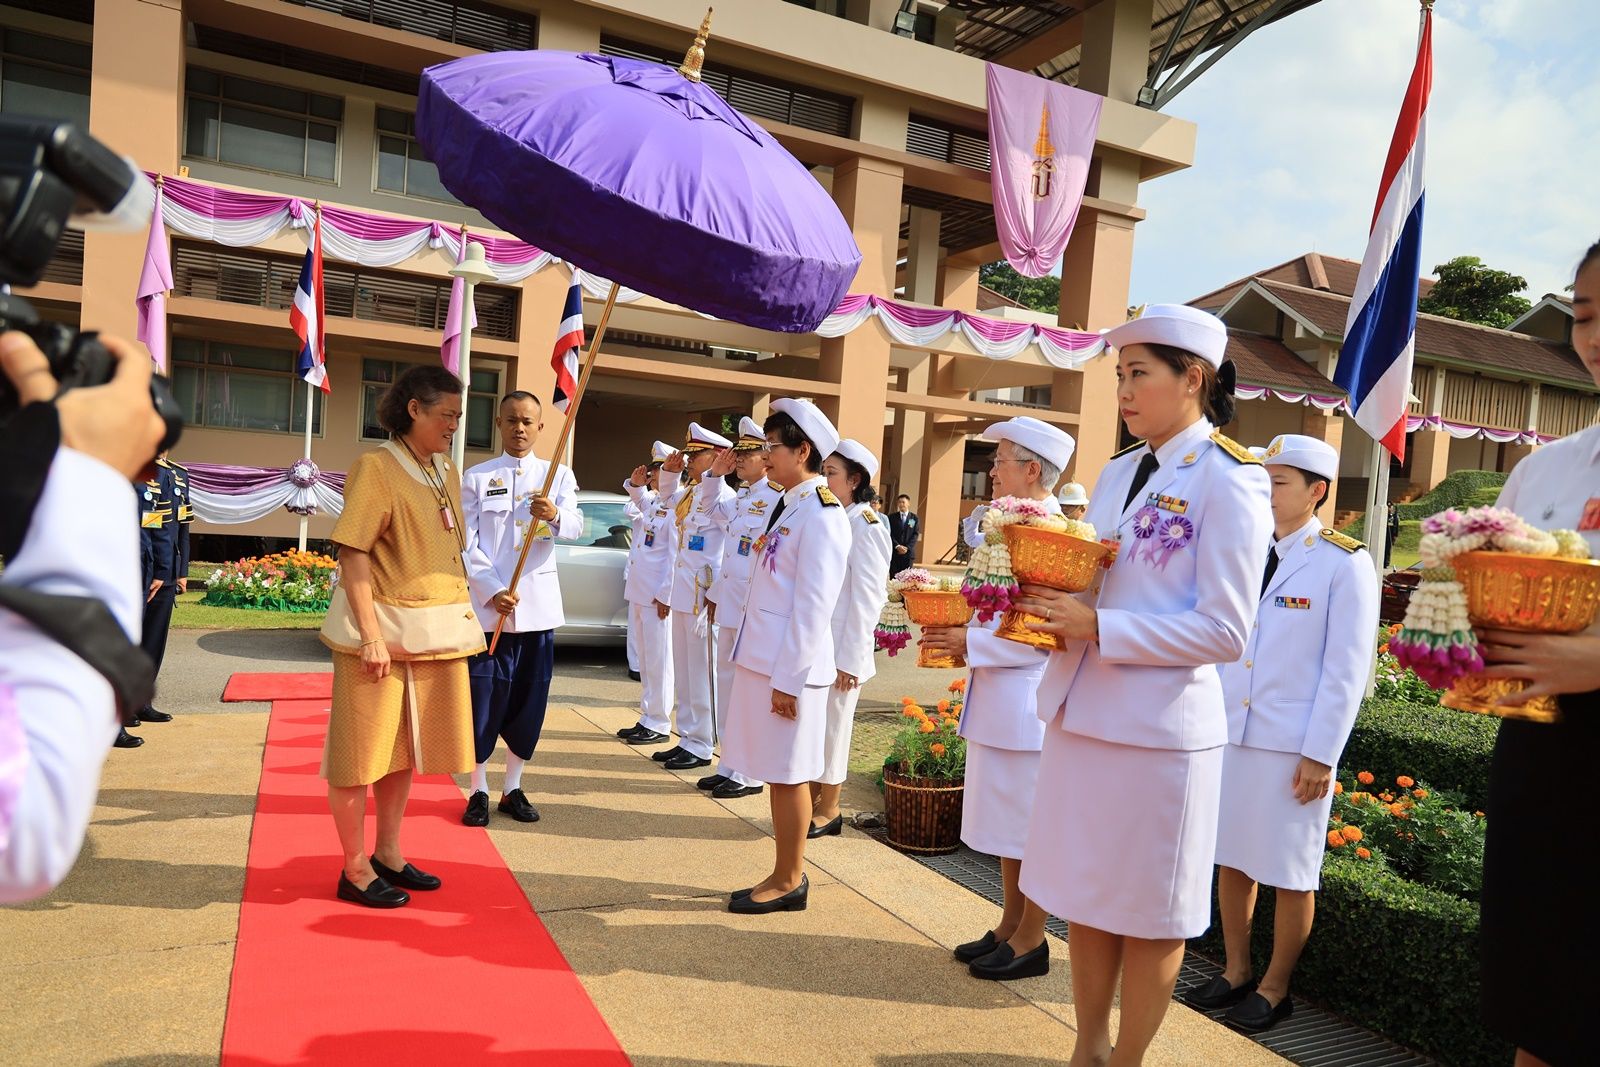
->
[0, 401, 56, 560]
[0, 585, 156, 718]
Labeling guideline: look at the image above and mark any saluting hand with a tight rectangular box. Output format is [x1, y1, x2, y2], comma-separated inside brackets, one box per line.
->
[662, 451, 686, 474]
[771, 689, 798, 719]
[1014, 584, 1099, 643]
[1292, 757, 1332, 805]
[529, 494, 559, 522]
[708, 447, 737, 479]
[629, 464, 648, 487]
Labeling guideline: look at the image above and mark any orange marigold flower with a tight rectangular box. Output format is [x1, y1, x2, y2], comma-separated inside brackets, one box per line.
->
[1357, 771, 1375, 785]
[902, 707, 919, 718]
[1327, 830, 1346, 848]
[1333, 781, 1344, 795]
[901, 696, 916, 705]
[1379, 791, 1396, 803]
[1341, 825, 1363, 843]
[919, 720, 937, 734]
[1356, 847, 1372, 859]
[1475, 811, 1486, 818]
[938, 700, 951, 712]
[1412, 788, 1429, 800]
[930, 743, 946, 757]
[1378, 643, 1389, 655]
[1396, 775, 1415, 788]
[949, 678, 966, 692]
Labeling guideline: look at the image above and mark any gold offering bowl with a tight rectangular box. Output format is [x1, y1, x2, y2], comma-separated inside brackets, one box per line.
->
[902, 589, 974, 669]
[1441, 550, 1600, 724]
[997, 525, 1110, 651]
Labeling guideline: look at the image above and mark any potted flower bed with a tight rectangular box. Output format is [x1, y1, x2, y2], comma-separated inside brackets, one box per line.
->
[201, 550, 337, 613]
[881, 679, 967, 855]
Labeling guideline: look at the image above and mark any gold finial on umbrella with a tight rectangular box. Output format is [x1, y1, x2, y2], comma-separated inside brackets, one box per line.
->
[679, 8, 714, 81]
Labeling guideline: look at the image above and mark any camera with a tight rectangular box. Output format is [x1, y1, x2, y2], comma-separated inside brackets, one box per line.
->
[0, 113, 182, 452]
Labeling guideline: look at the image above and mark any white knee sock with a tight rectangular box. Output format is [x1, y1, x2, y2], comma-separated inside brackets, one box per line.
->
[471, 763, 489, 794]
[503, 754, 526, 794]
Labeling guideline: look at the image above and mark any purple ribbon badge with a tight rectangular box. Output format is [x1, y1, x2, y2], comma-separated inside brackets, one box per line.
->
[1149, 514, 1195, 570]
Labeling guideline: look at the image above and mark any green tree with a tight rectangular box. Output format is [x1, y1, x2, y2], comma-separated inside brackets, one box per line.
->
[1417, 255, 1531, 329]
[979, 262, 1060, 315]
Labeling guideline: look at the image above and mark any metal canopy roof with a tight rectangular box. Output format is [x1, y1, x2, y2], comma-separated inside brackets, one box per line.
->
[947, 0, 1324, 109]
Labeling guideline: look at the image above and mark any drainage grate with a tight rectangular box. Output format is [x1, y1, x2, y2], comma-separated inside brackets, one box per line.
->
[858, 828, 1437, 1067]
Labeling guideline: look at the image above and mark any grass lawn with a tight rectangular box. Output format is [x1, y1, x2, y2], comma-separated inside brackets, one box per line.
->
[171, 562, 325, 630]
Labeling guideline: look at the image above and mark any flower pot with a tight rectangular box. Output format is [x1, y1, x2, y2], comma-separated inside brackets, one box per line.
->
[902, 589, 974, 669]
[997, 525, 1109, 650]
[1442, 550, 1600, 723]
[883, 767, 964, 855]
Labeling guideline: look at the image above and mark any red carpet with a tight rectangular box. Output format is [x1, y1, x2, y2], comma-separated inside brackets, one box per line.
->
[221, 672, 332, 703]
[221, 678, 627, 1066]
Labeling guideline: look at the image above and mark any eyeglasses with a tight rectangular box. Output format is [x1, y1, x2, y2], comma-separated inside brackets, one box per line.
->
[989, 457, 1028, 469]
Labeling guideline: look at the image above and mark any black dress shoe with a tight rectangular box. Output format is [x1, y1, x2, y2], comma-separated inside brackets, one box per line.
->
[807, 814, 843, 839]
[651, 744, 686, 763]
[462, 790, 490, 827]
[616, 722, 646, 739]
[696, 773, 729, 791]
[498, 788, 540, 823]
[712, 780, 763, 800]
[625, 729, 671, 747]
[1226, 991, 1293, 1032]
[138, 707, 173, 723]
[728, 875, 808, 914]
[113, 728, 144, 748]
[970, 940, 1050, 980]
[370, 857, 441, 891]
[628, 670, 642, 681]
[337, 873, 409, 908]
[953, 930, 999, 964]
[1181, 975, 1258, 1011]
[664, 751, 711, 771]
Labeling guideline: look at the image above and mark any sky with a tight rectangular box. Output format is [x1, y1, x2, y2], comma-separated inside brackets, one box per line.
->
[1126, 0, 1600, 307]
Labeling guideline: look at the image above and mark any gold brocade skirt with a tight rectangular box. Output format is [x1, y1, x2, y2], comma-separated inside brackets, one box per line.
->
[323, 653, 474, 787]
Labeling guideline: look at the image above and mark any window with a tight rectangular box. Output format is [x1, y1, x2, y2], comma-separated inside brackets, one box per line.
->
[559, 501, 631, 550]
[171, 338, 324, 436]
[374, 107, 456, 203]
[184, 68, 342, 181]
[0, 29, 91, 128]
[360, 359, 500, 450]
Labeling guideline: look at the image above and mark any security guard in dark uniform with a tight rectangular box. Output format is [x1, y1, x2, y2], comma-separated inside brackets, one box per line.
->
[133, 452, 187, 733]
[126, 464, 173, 747]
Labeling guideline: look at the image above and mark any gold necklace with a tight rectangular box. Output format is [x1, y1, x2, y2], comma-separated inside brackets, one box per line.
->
[398, 436, 466, 554]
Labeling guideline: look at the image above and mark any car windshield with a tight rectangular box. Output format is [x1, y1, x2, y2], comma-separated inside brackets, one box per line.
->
[560, 501, 632, 549]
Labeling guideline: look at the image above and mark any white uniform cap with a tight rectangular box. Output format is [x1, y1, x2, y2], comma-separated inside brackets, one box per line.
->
[770, 397, 841, 459]
[1261, 434, 1339, 481]
[1247, 445, 1267, 459]
[833, 438, 879, 481]
[982, 415, 1076, 474]
[683, 421, 733, 452]
[734, 415, 766, 450]
[650, 440, 677, 464]
[1101, 303, 1229, 369]
[1057, 481, 1088, 506]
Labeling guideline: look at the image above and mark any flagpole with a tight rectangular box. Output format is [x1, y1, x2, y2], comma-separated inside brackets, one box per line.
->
[298, 203, 323, 553]
[490, 279, 621, 654]
[450, 234, 488, 473]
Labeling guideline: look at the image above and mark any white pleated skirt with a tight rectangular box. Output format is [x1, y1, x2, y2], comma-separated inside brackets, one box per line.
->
[1214, 743, 1335, 892]
[818, 684, 861, 786]
[960, 741, 1040, 860]
[1021, 729, 1224, 940]
[720, 664, 827, 785]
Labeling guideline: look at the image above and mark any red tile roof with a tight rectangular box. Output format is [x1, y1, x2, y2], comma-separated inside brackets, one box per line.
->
[1191, 252, 1436, 310]
[1227, 333, 1343, 395]
[976, 285, 1027, 311]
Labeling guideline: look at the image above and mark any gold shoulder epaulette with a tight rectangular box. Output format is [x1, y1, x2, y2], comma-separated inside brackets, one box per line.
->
[1321, 528, 1364, 553]
[1211, 431, 1261, 464]
[767, 480, 785, 493]
[155, 457, 171, 469]
[1111, 439, 1147, 460]
[863, 509, 880, 525]
[817, 486, 841, 507]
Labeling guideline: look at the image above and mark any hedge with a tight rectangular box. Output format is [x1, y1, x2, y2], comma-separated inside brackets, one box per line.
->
[1344, 698, 1499, 813]
[1341, 469, 1508, 540]
[1194, 854, 1509, 1066]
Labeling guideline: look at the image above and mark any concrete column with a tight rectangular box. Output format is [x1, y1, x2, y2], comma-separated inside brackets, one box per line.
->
[516, 268, 577, 462]
[818, 156, 903, 451]
[1299, 408, 1345, 523]
[1408, 430, 1452, 496]
[79, 0, 184, 346]
[939, 263, 980, 310]
[934, 6, 968, 47]
[895, 207, 941, 510]
[918, 419, 967, 564]
[845, 0, 904, 33]
[535, 7, 602, 51]
[1078, 0, 1158, 105]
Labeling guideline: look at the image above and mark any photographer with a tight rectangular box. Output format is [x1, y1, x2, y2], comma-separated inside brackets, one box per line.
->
[0, 329, 165, 903]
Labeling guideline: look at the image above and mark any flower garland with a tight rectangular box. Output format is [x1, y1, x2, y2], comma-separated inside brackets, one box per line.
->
[960, 498, 1096, 622]
[1391, 506, 1588, 688]
[875, 569, 935, 656]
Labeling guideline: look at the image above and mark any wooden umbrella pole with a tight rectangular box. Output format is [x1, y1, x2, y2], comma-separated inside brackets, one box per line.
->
[489, 279, 621, 654]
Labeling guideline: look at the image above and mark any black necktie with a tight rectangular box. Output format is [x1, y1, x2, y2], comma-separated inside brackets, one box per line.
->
[1123, 452, 1160, 511]
[1260, 545, 1280, 597]
[765, 496, 787, 533]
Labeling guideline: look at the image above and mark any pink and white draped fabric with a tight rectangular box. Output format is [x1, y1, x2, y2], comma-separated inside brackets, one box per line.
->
[985, 64, 1102, 278]
[182, 462, 348, 524]
[813, 295, 1106, 369]
[1231, 385, 1551, 445]
[135, 186, 173, 371]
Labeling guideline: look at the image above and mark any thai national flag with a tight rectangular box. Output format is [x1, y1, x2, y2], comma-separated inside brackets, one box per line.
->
[1334, 8, 1431, 461]
[550, 277, 584, 413]
[292, 215, 329, 393]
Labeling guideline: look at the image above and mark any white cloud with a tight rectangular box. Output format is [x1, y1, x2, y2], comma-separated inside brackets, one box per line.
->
[1129, 0, 1600, 307]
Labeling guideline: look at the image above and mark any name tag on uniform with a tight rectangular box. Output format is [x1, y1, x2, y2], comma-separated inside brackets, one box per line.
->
[1581, 498, 1600, 532]
[737, 534, 753, 557]
[644, 529, 656, 547]
[486, 487, 509, 497]
[1275, 596, 1312, 610]
[687, 534, 706, 552]
[1148, 493, 1189, 514]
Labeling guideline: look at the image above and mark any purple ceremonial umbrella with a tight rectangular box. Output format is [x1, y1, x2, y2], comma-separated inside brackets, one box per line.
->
[416, 44, 861, 333]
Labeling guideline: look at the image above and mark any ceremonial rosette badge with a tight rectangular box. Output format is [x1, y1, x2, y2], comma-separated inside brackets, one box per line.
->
[286, 458, 323, 516]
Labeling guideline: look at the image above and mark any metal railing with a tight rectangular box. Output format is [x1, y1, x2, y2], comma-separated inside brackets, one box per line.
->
[279, 0, 534, 52]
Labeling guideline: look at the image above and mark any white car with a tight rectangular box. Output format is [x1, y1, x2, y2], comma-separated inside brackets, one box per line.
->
[554, 490, 632, 645]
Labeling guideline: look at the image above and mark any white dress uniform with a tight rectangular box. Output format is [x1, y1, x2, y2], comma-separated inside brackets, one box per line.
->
[462, 452, 582, 633]
[1020, 411, 1272, 937]
[1, 448, 135, 902]
[1217, 512, 1377, 890]
[704, 424, 785, 786]
[624, 450, 679, 734]
[820, 499, 891, 785]
[655, 424, 736, 761]
[624, 497, 644, 674]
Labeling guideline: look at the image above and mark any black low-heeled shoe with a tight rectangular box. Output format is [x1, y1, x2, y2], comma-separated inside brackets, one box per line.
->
[728, 875, 808, 914]
[1225, 991, 1293, 1033]
[953, 930, 999, 964]
[370, 857, 441, 891]
[337, 873, 409, 908]
[806, 815, 843, 839]
[1181, 975, 1257, 1012]
[969, 940, 1050, 981]
[696, 773, 729, 791]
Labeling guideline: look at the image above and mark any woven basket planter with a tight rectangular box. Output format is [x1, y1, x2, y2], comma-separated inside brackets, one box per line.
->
[883, 767, 965, 855]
